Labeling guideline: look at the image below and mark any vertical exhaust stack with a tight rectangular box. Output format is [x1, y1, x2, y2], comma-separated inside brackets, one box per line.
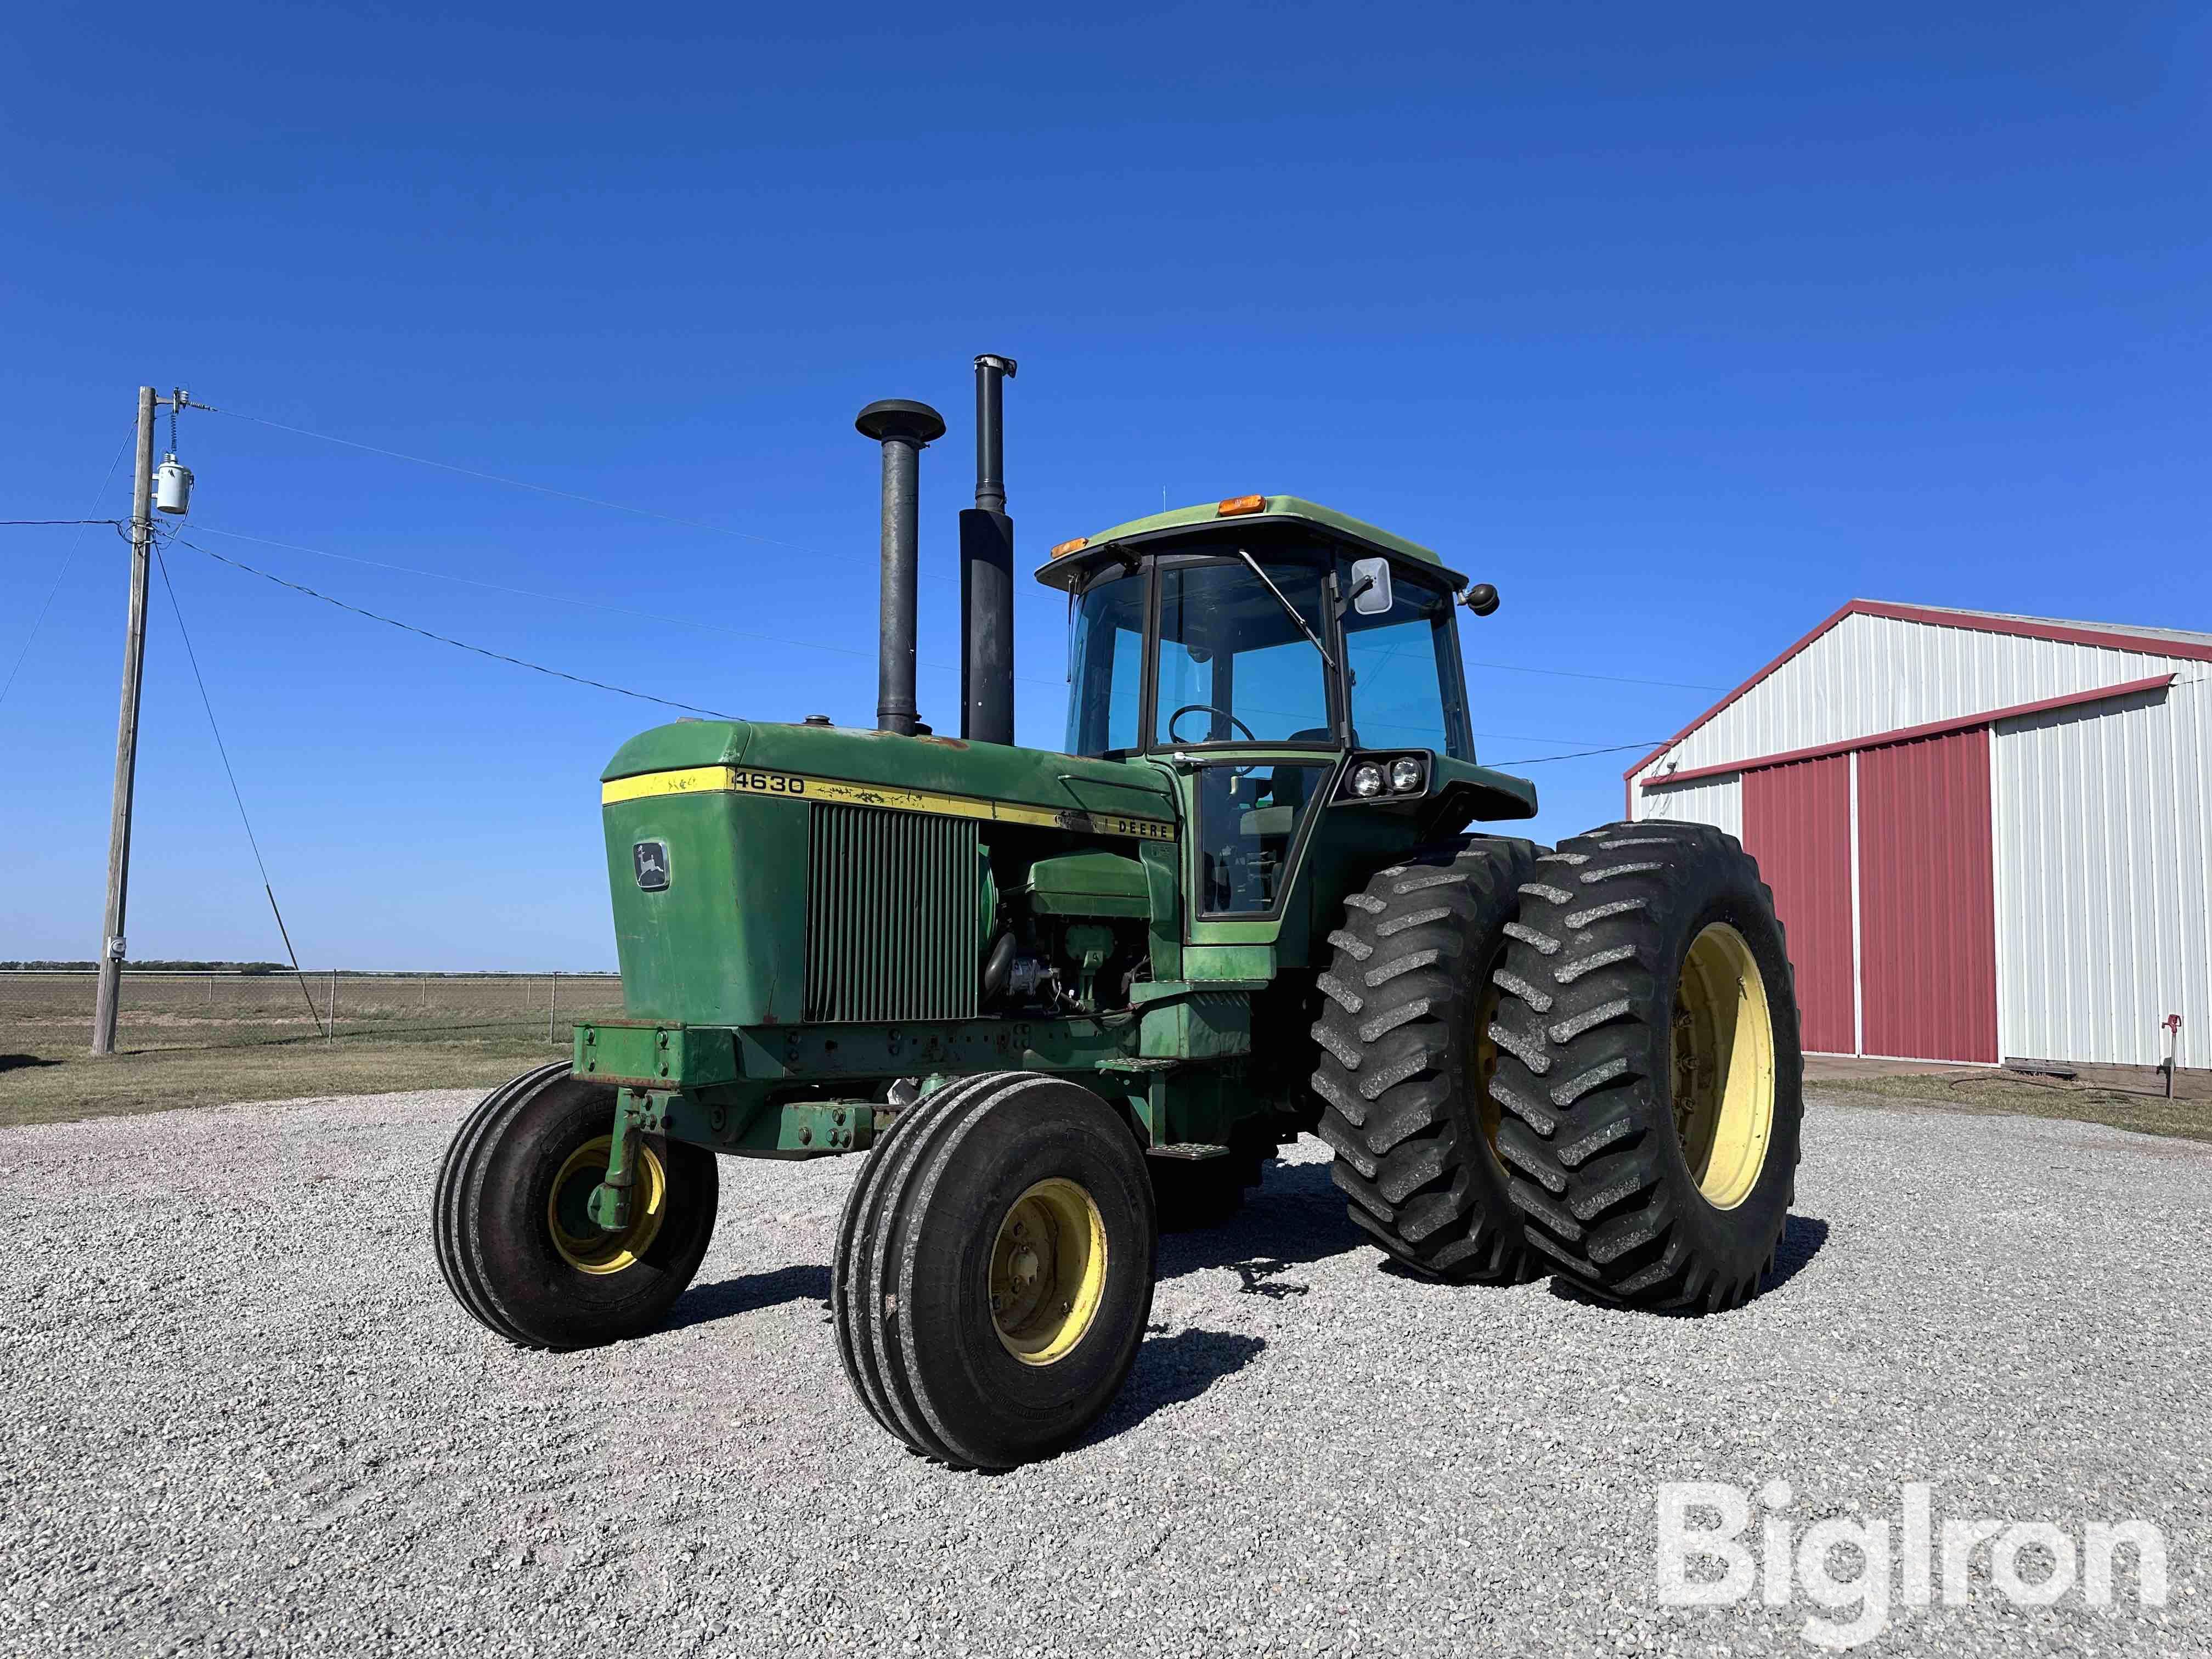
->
[959, 354, 1018, 746]
[855, 398, 946, 736]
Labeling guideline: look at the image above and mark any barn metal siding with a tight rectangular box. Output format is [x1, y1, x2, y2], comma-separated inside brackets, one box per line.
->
[1632, 612, 2203, 789]
[1857, 729, 1999, 1062]
[1741, 757, 1855, 1054]
[1634, 772, 1742, 838]
[1991, 681, 2212, 1067]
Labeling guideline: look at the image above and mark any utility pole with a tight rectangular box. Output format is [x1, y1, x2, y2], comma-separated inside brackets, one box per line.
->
[91, 387, 160, 1054]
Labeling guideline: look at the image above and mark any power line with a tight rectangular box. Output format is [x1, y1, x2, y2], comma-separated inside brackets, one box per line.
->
[187, 523, 1070, 687]
[0, 518, 128, 527]
[206, 405, 828, 556]
[1484, 739, 1673, 765]
[200, 402, 1064, 608]
[0, 433, 134, 712]
[173, 537, 743, 720]
[173, 535, 1671, 764]
[198, 399, 1707, 682]
[150, 546, 328, 1036]
[1473, 728, 1671, 747]
[1464, 658, 1724, 693]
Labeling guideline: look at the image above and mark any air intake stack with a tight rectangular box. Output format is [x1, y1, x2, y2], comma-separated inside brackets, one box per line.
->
[958, 354, 1018, 745]
[855, 398, 946, 736]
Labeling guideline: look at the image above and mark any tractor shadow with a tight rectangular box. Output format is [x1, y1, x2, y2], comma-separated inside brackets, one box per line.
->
[1043, 1160, 1362, 1453]
[1074, 1327, 1269, 1448]
[663, 1263, 831, 1332]
[1543, 1212, 1831, 1316]
[1765, 1213, 1831, 1291]
[0, 1054, 61, 1074]
[1153, 1156, 1368, 1287]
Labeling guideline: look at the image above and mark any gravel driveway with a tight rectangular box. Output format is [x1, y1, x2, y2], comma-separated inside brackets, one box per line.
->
[2, 1088, 2205, 1656]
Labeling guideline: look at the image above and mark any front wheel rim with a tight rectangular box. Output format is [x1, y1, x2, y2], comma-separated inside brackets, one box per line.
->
[547, 1135, 668, 1274]
[989, 1178, 1109, 1366]
[1670, 922, 1777, 1211]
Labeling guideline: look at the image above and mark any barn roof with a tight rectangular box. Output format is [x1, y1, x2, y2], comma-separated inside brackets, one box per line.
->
[1896, 602, 2212, 652]
[1624, 597, 2212, 788]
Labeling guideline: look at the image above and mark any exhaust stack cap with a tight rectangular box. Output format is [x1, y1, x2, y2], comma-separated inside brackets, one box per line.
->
[855, 400, 946, 445]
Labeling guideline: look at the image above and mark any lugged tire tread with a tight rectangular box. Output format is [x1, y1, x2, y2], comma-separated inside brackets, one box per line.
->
[1310, 835, 1543, 1284]
[1486, 819, 1804, 1312]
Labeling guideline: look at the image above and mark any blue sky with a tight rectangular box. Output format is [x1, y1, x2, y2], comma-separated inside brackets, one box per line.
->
[3, 4, 2206, 969]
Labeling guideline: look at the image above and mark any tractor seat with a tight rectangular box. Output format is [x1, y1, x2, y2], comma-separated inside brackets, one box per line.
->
[1236, 729, 1347, 837]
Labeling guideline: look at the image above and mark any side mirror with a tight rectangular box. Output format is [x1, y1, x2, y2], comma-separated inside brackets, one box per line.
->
[1350, 556, 1394, 616]
[1462, 582, 1499, 617]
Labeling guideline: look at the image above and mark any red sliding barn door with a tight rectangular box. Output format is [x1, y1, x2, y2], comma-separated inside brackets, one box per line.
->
[1856, 729, 1998, 1063]
[1741, 755, 1855, 1055]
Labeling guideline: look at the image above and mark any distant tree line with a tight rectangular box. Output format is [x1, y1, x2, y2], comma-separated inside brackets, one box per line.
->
[0, 960, 291, 974]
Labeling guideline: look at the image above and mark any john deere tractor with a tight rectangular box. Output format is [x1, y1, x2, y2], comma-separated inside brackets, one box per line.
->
[433, 357, 1803, 1470]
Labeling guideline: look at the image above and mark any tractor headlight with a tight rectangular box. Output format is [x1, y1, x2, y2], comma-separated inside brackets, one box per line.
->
[1389, 757, 1424, 794]
[1350, 763, 1385, 798]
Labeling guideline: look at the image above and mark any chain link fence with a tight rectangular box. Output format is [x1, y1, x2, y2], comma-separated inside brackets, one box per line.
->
[0, 972, 625, 1052]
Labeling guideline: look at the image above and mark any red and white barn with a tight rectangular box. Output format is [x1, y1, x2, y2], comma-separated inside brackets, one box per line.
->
[1624, 601, 2211, 1070]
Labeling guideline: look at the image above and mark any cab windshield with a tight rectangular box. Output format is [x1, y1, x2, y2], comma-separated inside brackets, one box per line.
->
[1064, 555, 1337, 757]
[1155, 558, 1333, 746]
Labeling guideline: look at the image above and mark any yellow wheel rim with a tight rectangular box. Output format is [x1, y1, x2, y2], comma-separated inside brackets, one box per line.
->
[989, 1178, 1109, 1367]
[1670, 923, 1777, 1211]
[546, 1135, 668, 1276]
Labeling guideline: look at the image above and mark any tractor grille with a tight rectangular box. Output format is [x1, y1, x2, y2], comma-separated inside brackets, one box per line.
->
[804, 804, 981, 1023]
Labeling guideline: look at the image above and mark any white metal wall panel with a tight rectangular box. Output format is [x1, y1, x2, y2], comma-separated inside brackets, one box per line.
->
[1635, 772, 1742, 838]
[1991, 679, 2212, 1067]
[1632, 612, 2200, 788]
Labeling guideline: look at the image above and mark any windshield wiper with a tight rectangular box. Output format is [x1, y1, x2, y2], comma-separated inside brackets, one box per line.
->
[1235, 549, 1337, 672]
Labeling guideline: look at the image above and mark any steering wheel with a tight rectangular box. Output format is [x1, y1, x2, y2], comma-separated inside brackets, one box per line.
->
[1166, 703, 1261, 778]
[1166, 703, 1256, 746]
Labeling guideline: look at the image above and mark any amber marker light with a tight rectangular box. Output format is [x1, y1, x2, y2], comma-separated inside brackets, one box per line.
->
[1216, 495, 1267, 517]
[1049, 537, 1088, 558]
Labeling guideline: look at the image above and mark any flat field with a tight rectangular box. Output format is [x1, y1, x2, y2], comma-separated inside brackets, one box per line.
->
[0, 973, 620, 1126]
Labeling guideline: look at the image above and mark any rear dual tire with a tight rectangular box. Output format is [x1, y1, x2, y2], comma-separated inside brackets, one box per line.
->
[1313, 823, 1803, 1313]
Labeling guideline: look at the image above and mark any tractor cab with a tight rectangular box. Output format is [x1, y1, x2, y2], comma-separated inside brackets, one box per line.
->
[1038, 494, 1525, 917]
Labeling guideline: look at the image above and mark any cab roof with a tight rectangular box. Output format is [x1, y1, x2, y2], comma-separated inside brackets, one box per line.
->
[1032, 494, 1469, 592]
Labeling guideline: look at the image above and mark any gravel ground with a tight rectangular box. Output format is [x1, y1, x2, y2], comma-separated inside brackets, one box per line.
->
[3, 1087, 2206, 1657]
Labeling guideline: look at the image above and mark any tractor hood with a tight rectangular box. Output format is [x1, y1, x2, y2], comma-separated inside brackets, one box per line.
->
[601, 720, 1173, 827]
[596, 720, 1177, 1031]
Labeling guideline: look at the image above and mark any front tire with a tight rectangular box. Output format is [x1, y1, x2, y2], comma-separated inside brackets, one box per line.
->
[433, 1063, 720, 1348]
[1487, 821, 1803, 1312]
[832, 1073, 1157, 1469]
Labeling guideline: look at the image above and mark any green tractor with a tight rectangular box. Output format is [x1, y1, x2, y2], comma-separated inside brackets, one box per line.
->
[433, 358, 1803, 1469]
